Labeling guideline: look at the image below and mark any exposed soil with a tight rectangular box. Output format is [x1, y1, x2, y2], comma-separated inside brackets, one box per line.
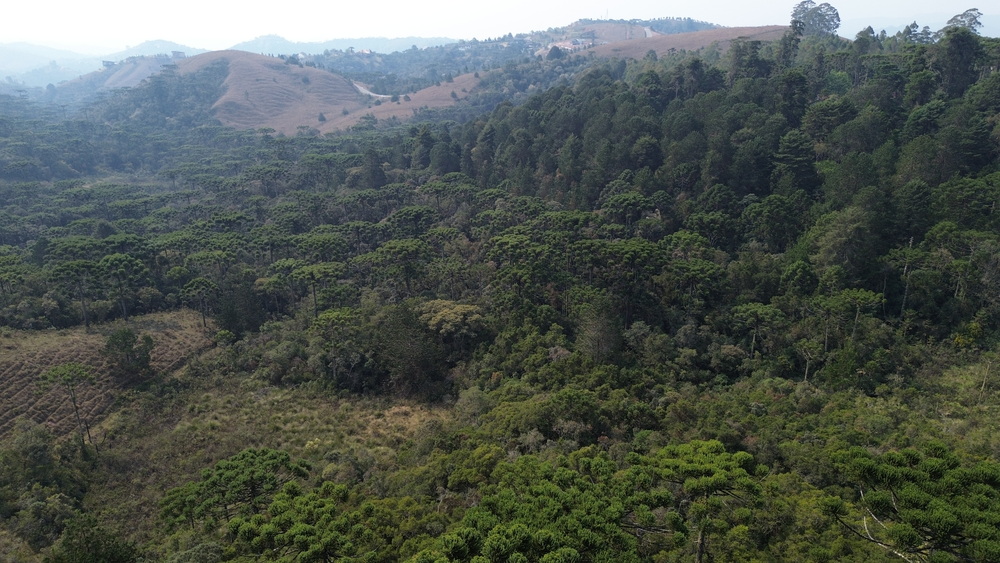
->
[0, 310, 213, 440]
[175, 50, 476, 135]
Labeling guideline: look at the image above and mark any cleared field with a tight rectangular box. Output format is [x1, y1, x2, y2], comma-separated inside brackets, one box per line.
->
[0, 309, 213, 439]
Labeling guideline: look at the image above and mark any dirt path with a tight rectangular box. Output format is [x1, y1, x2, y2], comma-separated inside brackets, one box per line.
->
[352, 81, 392, 99]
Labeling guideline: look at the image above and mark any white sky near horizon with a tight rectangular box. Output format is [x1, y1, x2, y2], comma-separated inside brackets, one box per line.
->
[0, 0, 988, 54]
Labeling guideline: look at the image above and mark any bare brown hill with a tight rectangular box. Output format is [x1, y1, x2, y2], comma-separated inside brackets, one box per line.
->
[588, 25, 789, 59]
[0, 310, 213, 440]
[356, 72, 482, 123]
[175, 50, 476, 135]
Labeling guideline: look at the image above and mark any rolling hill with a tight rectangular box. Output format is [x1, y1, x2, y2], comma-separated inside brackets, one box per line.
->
[164, 25, 789, 134]
[32, 24, 794, 133]
[173, 50, 479, 134]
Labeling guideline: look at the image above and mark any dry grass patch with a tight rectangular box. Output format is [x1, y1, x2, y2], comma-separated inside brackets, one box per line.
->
[179, 50, 364, 134]
[567, 21, 657, 44]
[173, 50, 482, 134]
[0, 309, 213, 439]
[588, 25, 789, 59]
[87, 366, 450, 548]
[350, 72, 482, 125]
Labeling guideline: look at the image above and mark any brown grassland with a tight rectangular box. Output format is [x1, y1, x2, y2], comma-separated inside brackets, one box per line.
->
[1, 306, 449, 550]
[0, 309, 212, 439]
[176, 51, 478, 135]
[88, 352, 448, 548]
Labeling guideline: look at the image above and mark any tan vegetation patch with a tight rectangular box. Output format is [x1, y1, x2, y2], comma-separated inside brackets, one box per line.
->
[588, 25, 789, 59]
[56, 56, 177, 92]
[353, 72, 481, 124]
[0, 528, 35, 563]
[175, 50, 480, 135]
[101, 57, 176, 89]
[165, 26, 783, 137]
[0, 310, 213, 440]
[87, 368, 448, 547]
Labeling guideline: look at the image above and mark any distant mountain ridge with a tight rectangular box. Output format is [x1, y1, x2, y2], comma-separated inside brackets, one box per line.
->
[50, 24, 795, 135]
[0, 43, 90, 73]
[0, 40, 207, 88]
[170, 50, 483, 135]
[7, 8, 994, 89]
[230, 35, 456, 55]
[0, 36, 455, 88]
[17, 22, 802, 130]
[102, 40, 208, 61]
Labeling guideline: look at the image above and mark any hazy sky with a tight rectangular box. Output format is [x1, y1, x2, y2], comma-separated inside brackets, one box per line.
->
[1, 0, 985, 53]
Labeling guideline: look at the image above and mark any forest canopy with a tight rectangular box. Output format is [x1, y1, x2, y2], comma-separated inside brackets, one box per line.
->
[0, 5, 999, 562]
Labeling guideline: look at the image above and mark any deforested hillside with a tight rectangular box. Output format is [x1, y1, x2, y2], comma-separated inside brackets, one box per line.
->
[37, 24, 794, 135]
[0, 310, 212, 439]
[177, 50, 368, 133]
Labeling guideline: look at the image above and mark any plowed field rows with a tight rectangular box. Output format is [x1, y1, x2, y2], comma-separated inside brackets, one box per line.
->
[0, 310, 213, 439]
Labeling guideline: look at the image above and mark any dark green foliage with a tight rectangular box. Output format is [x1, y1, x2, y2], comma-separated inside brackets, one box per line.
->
[371, 302, 447, 396]
[417, 447, 659, 561]
[98, 253, 149, 321]
[102, 327, 154, 379]
[934, 27, 985, 98]
[772, 129, 820, 196]
[0, 421, 89, 551]
[791, 1, 841, 36]
[161, 448, 309, 531]
[46, 515, 140, 563]
[415, 440, 769, 562]
[229, 481, 447, 561]
[832, 444, 1000, 561]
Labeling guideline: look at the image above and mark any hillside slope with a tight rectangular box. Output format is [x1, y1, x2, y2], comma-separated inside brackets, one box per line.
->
[170, 26, 787, 134]
[175, 50, 476, 134]
[589, 25, 788, 58]
[0, 310, 213, 439]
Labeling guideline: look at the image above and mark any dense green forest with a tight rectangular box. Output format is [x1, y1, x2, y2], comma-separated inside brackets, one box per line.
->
[2, 6, 1000, 562]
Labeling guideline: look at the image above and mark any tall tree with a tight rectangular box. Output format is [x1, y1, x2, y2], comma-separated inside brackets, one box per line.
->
[791, 1, 841, 35]
[50, 260, 99, 329]
[943, 8, 983, 34]
[181, 277, 219, 328]
[161, 448, 309, 530]
[934, 26, 985, 98]
[38, 363, 96, 449]
[98, 253, 149, 321]
[102, 327, 154, 379]
[635, 440, 764, 563]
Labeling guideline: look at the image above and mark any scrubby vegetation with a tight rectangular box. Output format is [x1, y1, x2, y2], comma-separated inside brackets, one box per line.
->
[1, 7, 1000, 562]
